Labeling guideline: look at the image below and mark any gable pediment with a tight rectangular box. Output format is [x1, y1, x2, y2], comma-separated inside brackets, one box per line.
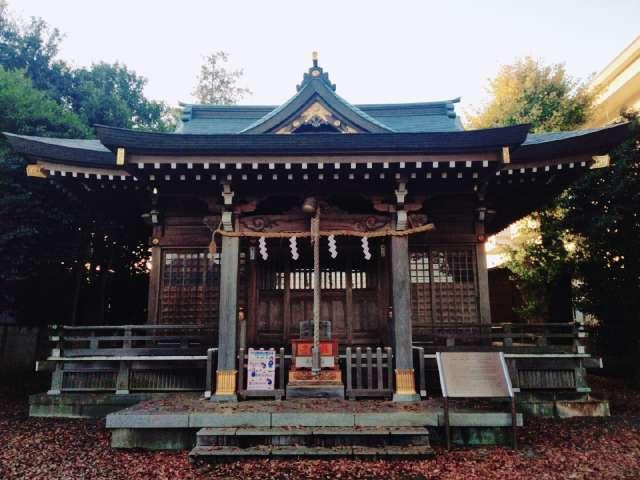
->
[241, 60, 393, 134]
[275, 100, 360, 134]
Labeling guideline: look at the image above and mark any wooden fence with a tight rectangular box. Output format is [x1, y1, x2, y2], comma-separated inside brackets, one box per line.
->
[344, 346, 394, 400]
[413, 322, 587, 354]
[42, 325, 216, 394]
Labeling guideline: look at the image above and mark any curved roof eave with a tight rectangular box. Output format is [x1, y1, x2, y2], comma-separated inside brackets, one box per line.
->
[2, 132, 115, 166]
[512, 123, 631, 162]
[95, 123, 530, 156]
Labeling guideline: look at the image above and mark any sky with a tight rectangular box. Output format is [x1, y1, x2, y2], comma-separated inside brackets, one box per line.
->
[9, 0, 640, 116]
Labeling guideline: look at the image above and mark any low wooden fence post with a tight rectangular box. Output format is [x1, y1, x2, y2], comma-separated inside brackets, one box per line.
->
[48, 325, 64, 395]
[205, 348, 216, 398]
[503, 324, 513, 347]
[278, 347, 286, 398]
[416, 346, 426, 398]
[237, 347, 245, 394]
[346, 347, 353, 400]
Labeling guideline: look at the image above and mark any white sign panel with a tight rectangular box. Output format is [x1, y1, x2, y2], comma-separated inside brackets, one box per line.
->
[247, 348, 276, 391]
[436, 352, 513, 398]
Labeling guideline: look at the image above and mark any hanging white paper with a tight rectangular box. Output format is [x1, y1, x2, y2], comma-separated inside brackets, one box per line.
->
[361, 236, 372, 260]
[289, 236, 299, 260]
[258, 236, 268, 260]
[328, 234, 338, 259]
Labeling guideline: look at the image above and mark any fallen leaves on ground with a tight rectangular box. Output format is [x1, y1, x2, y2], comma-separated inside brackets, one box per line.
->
[0, 375, 638, 480]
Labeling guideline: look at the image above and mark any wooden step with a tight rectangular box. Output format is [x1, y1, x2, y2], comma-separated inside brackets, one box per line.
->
[195, 426, 430, 448]
[189, 444, 435, 459]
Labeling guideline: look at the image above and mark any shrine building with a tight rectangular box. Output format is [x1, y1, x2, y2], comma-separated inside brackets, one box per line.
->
[5, 55, 629, 414]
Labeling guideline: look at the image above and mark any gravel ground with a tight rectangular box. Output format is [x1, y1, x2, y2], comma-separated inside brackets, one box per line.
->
[0, 375, 638, 480]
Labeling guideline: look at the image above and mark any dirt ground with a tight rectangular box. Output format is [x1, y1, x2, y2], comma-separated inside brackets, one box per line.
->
[0, 375, 638, 480]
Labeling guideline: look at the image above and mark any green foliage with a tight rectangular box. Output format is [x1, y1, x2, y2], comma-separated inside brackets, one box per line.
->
[560, 116, 639, 356]
[0, 3, 163, 322]
[67, 62, 173, 131]
[468, 57, 593, 132]
[505, 210, 574, 323]
[0, 67, 89, 306]
[471, 57, 595, 322]
[0, 3, 72, 100]
[0, 66, 89, 140]
[193, 51, 251, 105]
[0, 4, 173, 131]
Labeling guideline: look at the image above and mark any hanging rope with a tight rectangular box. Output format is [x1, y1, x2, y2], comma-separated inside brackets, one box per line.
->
[210, 222, 434, 240]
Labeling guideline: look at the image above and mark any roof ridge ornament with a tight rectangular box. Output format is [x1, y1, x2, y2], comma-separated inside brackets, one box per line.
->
[298, 51, 336, 92]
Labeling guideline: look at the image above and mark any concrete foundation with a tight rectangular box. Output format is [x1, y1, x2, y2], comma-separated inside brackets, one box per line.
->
[517, 392, 610, 418]
[111, 428, 195, 450]
[106, 395, 524, 451]
[29, 392, 159, 419]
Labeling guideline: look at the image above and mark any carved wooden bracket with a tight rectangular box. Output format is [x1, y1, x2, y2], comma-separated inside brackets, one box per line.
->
[239, 214, 391, 234]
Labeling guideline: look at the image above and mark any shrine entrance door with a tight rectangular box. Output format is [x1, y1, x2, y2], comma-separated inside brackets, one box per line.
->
[248, 238, 388, 348]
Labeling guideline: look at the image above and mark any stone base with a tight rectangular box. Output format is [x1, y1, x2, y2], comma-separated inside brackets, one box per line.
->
[212, 394, 238, 403]
[517, 392, 610, 418]
[556, 399, 610, 418]
[29, 392, 155, 419]
[393, 393, 421, 402]
[112, 428, 195, 450]
[286, 383, 345, 399]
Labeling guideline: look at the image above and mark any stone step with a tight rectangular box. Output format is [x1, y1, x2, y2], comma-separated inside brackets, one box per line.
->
[195, 426, 431, 448]
[189, 444, 435, 460]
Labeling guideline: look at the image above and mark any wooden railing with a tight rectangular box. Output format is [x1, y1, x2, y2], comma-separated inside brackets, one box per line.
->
[412, 322, 597, 397]
[42, 325, 216, 394]
[413, 322, 587, 354]
[344, 347, 394, 400]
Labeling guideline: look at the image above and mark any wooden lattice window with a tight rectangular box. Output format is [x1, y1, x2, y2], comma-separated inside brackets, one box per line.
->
[410, 246, 479, 329]
[158, 250, 221, 326]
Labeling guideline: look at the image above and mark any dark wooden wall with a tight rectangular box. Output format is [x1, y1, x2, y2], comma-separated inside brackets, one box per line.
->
[146, 191, 486, 348]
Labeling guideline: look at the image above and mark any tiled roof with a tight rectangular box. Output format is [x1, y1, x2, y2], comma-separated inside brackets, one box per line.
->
[94, 124, 530, 156]
[178, 99, 463, 134]
[177, 62, 462, 134]
[513, 124, 630, 161]
[2, 133, 114, 166]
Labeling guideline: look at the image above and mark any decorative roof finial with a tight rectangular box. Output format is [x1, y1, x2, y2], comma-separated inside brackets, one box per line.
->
[312, 51, 318, 67]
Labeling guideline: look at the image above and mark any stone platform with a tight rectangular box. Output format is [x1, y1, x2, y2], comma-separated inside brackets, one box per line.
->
[105, 394, 523, 453]
[29, 392, 159, 419]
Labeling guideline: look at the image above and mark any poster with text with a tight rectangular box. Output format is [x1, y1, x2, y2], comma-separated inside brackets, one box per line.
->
[247, 348, 276, 390]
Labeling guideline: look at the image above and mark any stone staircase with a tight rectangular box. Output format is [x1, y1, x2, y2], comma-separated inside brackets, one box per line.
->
[189, 426, 434, 459]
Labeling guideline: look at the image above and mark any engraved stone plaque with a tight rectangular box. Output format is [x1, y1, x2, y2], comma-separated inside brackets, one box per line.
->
[436, 352, 513, 398]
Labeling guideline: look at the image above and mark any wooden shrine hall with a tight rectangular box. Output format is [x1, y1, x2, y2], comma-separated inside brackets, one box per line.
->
[5, 54, 629, 409]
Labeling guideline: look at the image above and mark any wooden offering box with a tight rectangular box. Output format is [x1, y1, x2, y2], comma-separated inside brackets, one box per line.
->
[289, 339, 341, 384]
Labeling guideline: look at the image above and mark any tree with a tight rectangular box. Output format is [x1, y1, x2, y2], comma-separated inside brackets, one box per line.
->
[468, 56, 593, 132]
[0, 3, 168, 324]
[193, 51, 251, 104]
[68, 62, 173, 131]
[0, 66, 89, 309]
[559, 115, 639, 377]
[0, 2, 72, 102]
[0, 3, 173, 131]
[470, 57, 595, 323]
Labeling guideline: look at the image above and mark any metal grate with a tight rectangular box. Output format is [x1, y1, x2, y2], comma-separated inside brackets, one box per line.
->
[158, 250, 221, 326]
[410, 246, 479, 329]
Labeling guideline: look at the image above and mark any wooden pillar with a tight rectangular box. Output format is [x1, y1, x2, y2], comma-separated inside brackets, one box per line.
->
[311, 212, 321, 374]
[475, 219, 492, 326]
[146, 244, 162, 324]
[213, 234, 239, 401]
[391, 235, 419, 401]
